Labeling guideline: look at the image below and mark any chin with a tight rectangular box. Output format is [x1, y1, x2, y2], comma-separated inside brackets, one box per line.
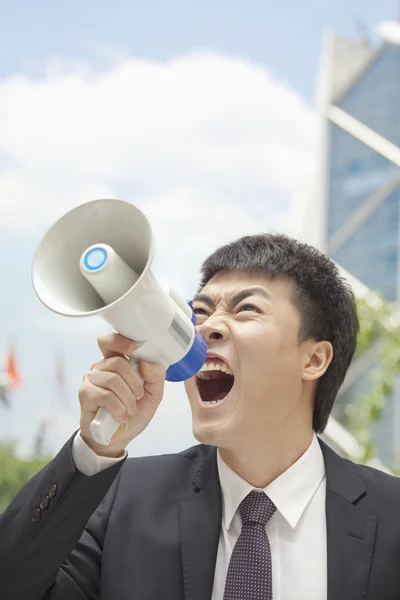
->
[192, 425, 220, 447]
[191, 418, 231, 447]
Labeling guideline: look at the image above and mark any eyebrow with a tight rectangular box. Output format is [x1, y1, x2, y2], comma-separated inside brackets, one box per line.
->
[192, 287, 271, 310]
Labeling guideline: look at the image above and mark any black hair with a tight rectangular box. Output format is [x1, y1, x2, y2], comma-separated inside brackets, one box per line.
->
[198, 233, 359, 433]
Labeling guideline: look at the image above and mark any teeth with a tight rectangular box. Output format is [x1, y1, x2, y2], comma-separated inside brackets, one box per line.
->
[197, 360, 233, 379]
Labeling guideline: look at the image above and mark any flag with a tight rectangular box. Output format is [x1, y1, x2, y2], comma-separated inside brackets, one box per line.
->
[4, 345, 21, 389]
[0, 344, 21, 409]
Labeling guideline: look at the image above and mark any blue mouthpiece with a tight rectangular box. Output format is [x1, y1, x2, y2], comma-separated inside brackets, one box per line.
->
[166, 329, 207, 382]
[84, 247, 108, 271]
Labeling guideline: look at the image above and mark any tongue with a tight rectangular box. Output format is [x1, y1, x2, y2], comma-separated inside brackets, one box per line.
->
[200, 380, 227, 402]
[203, 380, 221, 401]
[198, 372, 234, 403]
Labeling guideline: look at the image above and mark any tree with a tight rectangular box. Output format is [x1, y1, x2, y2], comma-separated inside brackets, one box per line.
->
[346, 293, 400, 468]
[0, 441, 50, 512]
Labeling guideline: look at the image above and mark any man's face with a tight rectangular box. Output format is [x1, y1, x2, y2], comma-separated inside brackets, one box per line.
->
[184, 270, 314, 448]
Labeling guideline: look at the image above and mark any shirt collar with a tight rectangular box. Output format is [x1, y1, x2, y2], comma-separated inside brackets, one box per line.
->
[217, 433, 326, 530]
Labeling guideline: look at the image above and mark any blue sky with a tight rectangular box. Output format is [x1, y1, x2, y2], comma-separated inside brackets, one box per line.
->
[0, 0, 393, 98]
[0, 0, 395, 458]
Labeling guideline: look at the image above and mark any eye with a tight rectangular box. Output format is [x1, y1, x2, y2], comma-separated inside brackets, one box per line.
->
[193, 308, 209, 316]
[239, 304, 259, 312]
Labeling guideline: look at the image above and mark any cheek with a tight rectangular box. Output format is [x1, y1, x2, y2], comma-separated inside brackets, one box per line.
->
[239, 330, 298, 383]
[240, 326, 279, 361]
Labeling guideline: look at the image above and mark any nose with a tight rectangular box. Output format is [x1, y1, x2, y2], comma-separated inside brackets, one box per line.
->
[197, 314, 230, 343]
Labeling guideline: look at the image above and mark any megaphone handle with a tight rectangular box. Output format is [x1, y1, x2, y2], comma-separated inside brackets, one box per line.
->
[89, 358, 141, 446]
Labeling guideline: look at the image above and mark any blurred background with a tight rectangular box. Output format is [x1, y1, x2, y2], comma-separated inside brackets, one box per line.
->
[1, 0, 400, 509]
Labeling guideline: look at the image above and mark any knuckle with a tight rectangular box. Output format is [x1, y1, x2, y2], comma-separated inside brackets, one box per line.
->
[104, 371, 118, 386]
[97, 332, 110, 347]
[119, 333, 135, 349]
[108, 355, 125, 370]
[98, 332, 134, 355]
[79, 381, 96, 409]
[109, 333, 121, 346]
[79, 375, 91, 394]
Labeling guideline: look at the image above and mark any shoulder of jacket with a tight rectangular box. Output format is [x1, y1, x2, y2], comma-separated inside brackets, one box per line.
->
[349, 459, 400, 494]
[123, 443, 215, 469]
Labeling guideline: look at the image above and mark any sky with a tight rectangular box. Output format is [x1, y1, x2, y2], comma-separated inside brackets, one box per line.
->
[0, 0, 395, 458]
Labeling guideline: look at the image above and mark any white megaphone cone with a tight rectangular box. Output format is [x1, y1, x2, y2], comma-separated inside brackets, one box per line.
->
[32, 199, 207, 446]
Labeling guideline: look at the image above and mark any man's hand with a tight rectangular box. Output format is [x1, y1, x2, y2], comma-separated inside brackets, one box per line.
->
[78, 333, 166, 457]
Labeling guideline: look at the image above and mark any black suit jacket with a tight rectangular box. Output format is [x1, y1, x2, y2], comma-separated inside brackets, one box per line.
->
[1, 432, 400, 600]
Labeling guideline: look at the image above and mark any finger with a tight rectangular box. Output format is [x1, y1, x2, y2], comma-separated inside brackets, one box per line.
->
[92, 356, 144, 400]
[97, 333, 136, 359]
[86, 369, 138, 416]
[80, 379, 130, 423]
[139, 361, 166, 384]
[138, 362, 166, 401]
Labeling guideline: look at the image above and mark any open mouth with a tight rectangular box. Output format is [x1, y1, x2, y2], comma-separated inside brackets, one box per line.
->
[196, 360, 235, 405]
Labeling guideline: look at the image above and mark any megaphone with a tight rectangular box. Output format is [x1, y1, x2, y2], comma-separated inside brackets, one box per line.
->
[32, 199, 207, 445]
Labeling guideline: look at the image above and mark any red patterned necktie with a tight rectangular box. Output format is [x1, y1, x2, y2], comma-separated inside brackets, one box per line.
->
[223, 490, 276, 600]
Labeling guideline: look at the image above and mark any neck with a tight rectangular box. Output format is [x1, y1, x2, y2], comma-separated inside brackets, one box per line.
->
[218, 420, 313, 488]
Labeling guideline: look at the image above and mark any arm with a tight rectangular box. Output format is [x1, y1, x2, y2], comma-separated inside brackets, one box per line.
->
[1, 332, 166, 600]
[0, 432, 126, 600]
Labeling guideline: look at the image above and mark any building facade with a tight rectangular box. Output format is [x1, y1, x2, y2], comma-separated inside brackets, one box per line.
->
[316, 30, 400, 468]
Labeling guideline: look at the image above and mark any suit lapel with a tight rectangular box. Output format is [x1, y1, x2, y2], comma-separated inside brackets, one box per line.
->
[178, 440, 378, 600]
[179, 447, 221, 600]
[320, 440, 377, 600]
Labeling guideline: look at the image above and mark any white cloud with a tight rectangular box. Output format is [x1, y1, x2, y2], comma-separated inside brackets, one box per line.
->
[0, 50, 317, 239]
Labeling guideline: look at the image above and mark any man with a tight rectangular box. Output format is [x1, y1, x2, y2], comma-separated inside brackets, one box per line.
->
[1, 233, 400, 600]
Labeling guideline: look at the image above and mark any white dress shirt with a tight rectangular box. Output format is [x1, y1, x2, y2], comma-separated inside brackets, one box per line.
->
[71, 431, 128, 476]
[72, 432, 327, 599]
[212, 434, 327, 600]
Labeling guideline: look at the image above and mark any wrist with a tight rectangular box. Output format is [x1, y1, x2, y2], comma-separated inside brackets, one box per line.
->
[80, 433, 126, 459]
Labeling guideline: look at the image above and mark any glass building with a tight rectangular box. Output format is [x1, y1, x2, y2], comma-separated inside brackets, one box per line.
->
[317, 27, 400, 468]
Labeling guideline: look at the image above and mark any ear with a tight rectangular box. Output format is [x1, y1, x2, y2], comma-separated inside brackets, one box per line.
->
[302, 340, 333, 381]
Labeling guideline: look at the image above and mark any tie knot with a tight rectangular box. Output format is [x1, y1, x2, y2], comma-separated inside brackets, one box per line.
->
[239, 490, 276, 526]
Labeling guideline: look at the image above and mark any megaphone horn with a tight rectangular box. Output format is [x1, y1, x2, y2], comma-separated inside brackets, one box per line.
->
[32, 199, 207, 446]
